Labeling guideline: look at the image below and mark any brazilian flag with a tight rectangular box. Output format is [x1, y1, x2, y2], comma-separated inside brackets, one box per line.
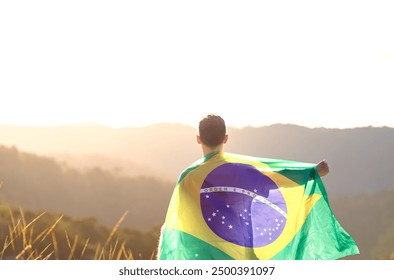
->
[158, 152, 359, 260]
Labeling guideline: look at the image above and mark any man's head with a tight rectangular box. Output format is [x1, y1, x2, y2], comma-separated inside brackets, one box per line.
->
[197, 114, 228, 150]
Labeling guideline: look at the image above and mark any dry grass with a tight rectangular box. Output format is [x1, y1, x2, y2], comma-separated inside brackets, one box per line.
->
[0, 207, 134, 260]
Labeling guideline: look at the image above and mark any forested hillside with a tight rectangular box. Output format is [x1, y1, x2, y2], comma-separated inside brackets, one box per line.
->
[330, 190, 394, 259]
[0, 146, 173, 229]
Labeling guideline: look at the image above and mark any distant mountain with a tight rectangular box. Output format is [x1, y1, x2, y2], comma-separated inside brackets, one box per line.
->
[0, 146, 173, 230]
[0, 123, 198, 181]
[1, 123, 393, 195]
[226, 124, 394, 195]
[330, 189, 394, 259]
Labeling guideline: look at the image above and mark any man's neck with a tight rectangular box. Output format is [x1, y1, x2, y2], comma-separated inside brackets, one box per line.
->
[202, 144, 224, 156]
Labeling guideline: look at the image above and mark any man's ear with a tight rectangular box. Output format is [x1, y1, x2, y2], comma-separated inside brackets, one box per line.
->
[223, 134, 229, 144]
[196, 135, 202, 144]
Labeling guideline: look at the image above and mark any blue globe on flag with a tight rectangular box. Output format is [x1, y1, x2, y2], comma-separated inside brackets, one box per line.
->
[200, 163, 287, 248]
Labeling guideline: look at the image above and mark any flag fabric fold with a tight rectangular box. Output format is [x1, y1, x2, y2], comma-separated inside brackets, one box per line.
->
[158, 152, 359, 260]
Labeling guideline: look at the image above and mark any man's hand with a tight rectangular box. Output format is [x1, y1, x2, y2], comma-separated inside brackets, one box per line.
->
[316, 160, 329, 177]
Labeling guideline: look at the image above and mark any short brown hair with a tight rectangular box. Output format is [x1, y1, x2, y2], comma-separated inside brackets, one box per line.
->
[198, 115, 226, 148]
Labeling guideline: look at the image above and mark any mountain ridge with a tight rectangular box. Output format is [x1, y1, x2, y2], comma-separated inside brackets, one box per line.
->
[1, 123, 393, 195]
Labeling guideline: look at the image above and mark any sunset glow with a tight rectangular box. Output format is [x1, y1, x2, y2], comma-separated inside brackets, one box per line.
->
[1, 1, 393, 129]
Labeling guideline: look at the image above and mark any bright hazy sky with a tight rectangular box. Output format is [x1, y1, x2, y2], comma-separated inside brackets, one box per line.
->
[1, 1, 393, 129]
